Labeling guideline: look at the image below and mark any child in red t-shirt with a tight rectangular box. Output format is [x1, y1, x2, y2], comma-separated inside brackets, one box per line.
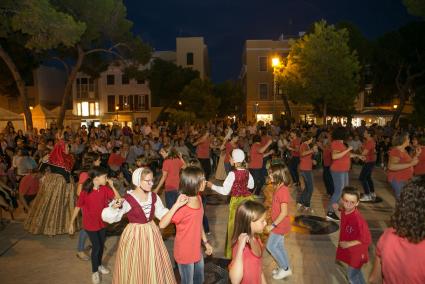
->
[229, 200, 267, 284]
[69, 166, 121, 284]
[265, 164, 293, 280]
[161, 166, 213, 284]
[336, 186, 371, 284]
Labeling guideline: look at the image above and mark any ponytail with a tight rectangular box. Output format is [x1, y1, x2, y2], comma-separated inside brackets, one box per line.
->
[82, 166, 108, 194]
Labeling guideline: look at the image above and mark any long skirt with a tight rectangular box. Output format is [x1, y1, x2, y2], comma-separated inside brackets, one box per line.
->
[113, 221, 176, 284]
[24, 173, 78, 236]
[225, 195, 254, 259]
[215, 153, 227, 181]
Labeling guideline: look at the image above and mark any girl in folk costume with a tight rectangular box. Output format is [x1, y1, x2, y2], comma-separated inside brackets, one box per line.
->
[24, 137, 77, 236]
[207, 148, 255, 259]
[102, 167, 187, 284]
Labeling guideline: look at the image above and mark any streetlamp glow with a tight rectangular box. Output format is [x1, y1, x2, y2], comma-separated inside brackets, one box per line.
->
[272, 57, 281, 68]
[178, 101, 182, 106]
[393, 104, 398, 109]
[29, 106, 33, 110]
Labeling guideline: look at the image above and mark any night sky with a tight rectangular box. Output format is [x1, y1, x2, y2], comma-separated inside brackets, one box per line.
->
[124, 0, 416, 83]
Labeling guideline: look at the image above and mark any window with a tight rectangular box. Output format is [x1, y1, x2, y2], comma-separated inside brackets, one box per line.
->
[259, 83, 268, 100]
[77, 103, 82, 116]
[107, 95, 115, 112]
[137, 78, 145, 84]
[259, 57, 268, 72]
[122, 74, 129, 85]
[81, 101, 89, 116]
[186, 52, 194, 65]
[107, 74, 115, 85]
[118, 95, 125, 111]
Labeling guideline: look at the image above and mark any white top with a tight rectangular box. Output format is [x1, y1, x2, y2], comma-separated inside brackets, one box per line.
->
[101, 191, 169, 224]
[211, 169, 254, 196]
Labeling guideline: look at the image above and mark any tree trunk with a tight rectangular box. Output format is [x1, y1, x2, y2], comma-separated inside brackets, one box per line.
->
[57, 46, 85, 128]
[0, 44, 33, 129]
[323, 102, 327, 126]
[390, 90, 406, 128]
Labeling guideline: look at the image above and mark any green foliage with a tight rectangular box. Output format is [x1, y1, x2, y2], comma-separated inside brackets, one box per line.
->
[403, 0, 425, 18]
[280, 20, 361, 117]
[147, 58, 199, 107]
[213, 80, 243, 117]
[180, 78, 220, 121]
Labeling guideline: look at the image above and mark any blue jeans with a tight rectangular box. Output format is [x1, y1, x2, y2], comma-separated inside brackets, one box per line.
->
[177, 256, 204, 284]
[329, 171, 349, 211]
[288, 157, 300, 184]
[347, 266, 366, 284]
[390, 179, 406, 199]
[266, 233, 290, 270]
[359, 162, 375, 195]
[298, 171, 314, 207]
[77, 229, 88, 252]
[224, 162, 232, 175]
[165, 190, 179, 209]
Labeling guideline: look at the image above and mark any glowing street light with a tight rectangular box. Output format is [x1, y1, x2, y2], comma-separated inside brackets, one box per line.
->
[393, 104, 398, 109]
[115, 105, 119, 121]
[178, 101, 182, 106]
[271, 56, 282, 121]
[29, 106, 33, 110]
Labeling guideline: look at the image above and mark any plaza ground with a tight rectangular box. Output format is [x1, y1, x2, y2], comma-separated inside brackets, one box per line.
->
[0, 165, 395, 284]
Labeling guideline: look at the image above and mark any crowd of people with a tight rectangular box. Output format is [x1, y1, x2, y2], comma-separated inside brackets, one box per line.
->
[0, 118, 424, 284]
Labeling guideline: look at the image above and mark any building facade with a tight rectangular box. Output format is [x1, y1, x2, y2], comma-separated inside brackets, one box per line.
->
[240, 38, 312, 123]
[176, 37, 209, 79]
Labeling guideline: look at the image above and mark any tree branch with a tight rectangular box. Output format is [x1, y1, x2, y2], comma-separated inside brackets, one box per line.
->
[51, 57, 70, 75]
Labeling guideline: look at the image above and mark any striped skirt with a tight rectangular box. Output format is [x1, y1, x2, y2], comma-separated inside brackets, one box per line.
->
[113, 221, 176, 284]
[225, 195, 254, 258]
[24, 173, 78, 236]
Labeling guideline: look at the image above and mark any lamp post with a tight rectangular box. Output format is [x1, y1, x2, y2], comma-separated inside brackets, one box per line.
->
[271, 57, 281, 122]
[115, 105, 119, 122]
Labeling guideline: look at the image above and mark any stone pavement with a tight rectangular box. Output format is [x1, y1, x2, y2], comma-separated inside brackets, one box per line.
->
[0, 165, 395, 284]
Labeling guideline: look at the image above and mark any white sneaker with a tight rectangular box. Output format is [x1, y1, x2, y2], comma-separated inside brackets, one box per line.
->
[360, 194, 372, 202]
[272, 268, 292, 279]
[92, 272, 100, 284]
[296, 203, 304, 211]
[304, 207, 315, 214]
[371, 192, 377, 200]
[98, 265, 110, 274]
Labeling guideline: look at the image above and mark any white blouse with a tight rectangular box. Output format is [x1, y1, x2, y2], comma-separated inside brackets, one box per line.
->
[102, 191, 169, 224]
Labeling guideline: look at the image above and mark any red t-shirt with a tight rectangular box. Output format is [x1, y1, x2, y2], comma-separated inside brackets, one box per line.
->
[108, 153, 125, 167]
[336, 209, 371, 269]
[363, 139, 376, 163]
[271, 185, 291, 235]
[78, 171, 89, 185]
[376, 228, 425, 284]
[290, 138, 301, 157]
[249, 143, 263, 169]
[299, 143, 313, 171]
[414, 146, 425, 176]
[330, 140, 351, 172]
[171, 196, 203, 264]
[162, 158, 184, 191]
[387, 148, 413, 182]
[77, 185, 115, 231]
[196, 138, 210, 159]
[230, 237, 263, 284]
[18, 174, 40, 196]
[224, 142, 235, 163]
[323, 146, 332, 167]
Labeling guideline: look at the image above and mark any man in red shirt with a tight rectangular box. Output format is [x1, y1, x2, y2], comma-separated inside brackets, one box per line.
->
[359, 129, 377, 201]
[287, 130, 301, 187]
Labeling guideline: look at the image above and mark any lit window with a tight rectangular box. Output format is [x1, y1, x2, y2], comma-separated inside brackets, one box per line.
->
[77, 103, 81, 116]
[95, 102, 99, 116]
[90, 103, 95, 116]
[82, 102, 89, 116]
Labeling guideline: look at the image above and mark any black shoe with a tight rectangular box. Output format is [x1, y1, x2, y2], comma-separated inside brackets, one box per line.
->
[326, 211, 340, 222]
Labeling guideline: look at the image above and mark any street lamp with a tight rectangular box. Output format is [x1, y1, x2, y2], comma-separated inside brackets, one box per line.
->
[271, 56, 281, 121]
[115, 105, 119, 121]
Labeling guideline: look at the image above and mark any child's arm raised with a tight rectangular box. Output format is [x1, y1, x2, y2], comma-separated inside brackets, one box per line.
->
[229, 233, 249, 284]
[207, 171, 235, 195]
[158, 194, 188, 229]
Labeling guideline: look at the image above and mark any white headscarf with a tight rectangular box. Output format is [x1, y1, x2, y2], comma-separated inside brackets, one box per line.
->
[132, 167, 145, 188]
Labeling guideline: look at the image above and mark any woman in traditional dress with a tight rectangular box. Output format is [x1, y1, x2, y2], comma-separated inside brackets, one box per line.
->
[24, 138, 77, 236]
[102, 167, 187, 284]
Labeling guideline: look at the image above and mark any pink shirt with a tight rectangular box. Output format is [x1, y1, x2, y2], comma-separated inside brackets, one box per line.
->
[331, 140, 351, 172]
[162, 158, 184, 191]
[171, 196, 203, 264]
[271, 185, 291, 235]
[387, 148, 413, 182]
[249, 143, 263, 169]
[363, 139, 376, 163]
[376, 228, 425, 284]
[230, 237, 263, 284]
